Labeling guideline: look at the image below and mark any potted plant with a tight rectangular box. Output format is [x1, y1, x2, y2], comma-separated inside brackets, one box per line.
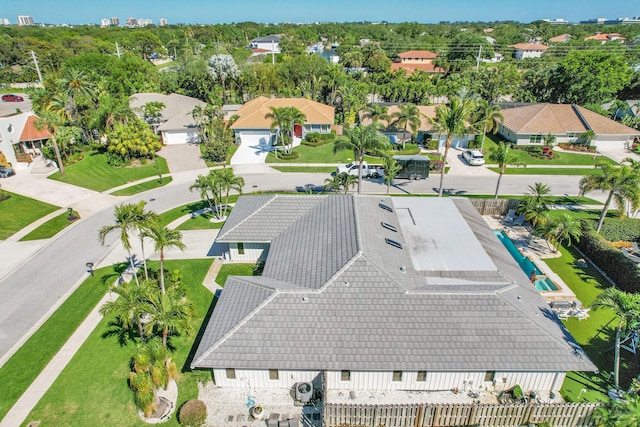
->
[250, 405, 265, 420]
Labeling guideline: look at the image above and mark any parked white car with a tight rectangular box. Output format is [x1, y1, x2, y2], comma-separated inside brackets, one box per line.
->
[462, 149, 485, 166]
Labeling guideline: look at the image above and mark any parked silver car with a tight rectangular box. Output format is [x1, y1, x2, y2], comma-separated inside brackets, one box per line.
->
[462, 149, 485, 166]
[0, 166, 16, 178]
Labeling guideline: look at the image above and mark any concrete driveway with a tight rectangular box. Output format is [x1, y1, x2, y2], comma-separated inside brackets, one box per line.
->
[158, 144, 207, 173]
[595, 142, 640, 164]
[230, 134, 273, 165]
[445, 147, 496, 176]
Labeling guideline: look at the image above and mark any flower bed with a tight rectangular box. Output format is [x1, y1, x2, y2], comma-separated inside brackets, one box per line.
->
[558, 143, 596, 153]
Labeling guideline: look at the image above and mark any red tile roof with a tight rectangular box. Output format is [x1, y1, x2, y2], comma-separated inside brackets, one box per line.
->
[391, 63, 445, 75]
[512, 43, 549, 51]
[397, 50, 438, 59]
[20, 115, 51, 141]
[549, 34, 571, 43]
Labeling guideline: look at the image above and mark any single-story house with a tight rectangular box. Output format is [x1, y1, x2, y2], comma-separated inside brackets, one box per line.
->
[0, 112, 51, 170]
[548, 34, 571, 43]
[511, 43, 549, 60]
[192, 195, 595, 397]
[391, 50, 445, 75]
[497, 103, 640, 148]
[129, 93, 206, 145]
[230, 97, 334, 149]
[250, 35, 281, 54]
[358, 104, 475, 149]
[585, 32, 626, 44]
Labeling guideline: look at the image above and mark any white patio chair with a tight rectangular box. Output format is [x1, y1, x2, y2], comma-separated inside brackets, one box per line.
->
[557, 310, 570, 321]
[577, 308, 591, 321]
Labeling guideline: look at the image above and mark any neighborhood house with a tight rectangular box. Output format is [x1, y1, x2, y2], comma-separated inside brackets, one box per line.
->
[391, 50, 445, 75]
[0, 112, 51, 170]
[192, 195, 595, 400]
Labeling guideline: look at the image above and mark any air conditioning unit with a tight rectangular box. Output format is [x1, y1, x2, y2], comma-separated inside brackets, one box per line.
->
[295, 382, 313, 403]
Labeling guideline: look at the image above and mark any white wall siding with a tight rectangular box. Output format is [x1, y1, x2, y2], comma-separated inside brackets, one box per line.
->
[495, 371, 565, 393]
[229, 242, 269, 263]
[212, 368, 320, 389]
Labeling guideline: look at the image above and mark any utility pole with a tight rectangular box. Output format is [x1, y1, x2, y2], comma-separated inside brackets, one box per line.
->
[272, 40, 275, 65]
[30, 50, 43, 83]
[115, 42, 121, 58]
[475, 45, 483, 70]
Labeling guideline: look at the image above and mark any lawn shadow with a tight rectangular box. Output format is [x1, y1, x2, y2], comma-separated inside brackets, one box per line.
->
[181, 295, 219, 373]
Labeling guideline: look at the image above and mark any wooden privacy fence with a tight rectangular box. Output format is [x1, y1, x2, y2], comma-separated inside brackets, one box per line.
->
[323, 402, 600, 427]
[468, 198, 520, 216]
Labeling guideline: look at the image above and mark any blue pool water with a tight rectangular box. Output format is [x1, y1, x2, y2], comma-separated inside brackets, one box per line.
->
[493, 230, 559, 292]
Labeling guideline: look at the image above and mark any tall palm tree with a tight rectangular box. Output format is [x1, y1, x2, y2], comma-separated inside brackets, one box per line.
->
[100, 280, 154, 341]
[429, 95, 476, 197]
[382, 155, 402, 195]
[265, 106, 305, 156]
[215, 168, 244, 218]
[593, 288, 640, 391]
[34, 110, 65, 176]
[475, 100, 504, 152]
[527, 182, 552, 210]
[392, 103, 422, 149]
[143, 224, 185, 294]
[99, 202, 156, 286]
[548, 213, 581, 251]
[363, 103, 390, 129]
[488, 142, 523, 199]
[143, 288, 195, 349]
[56, 68, 98, 138]
[189, 173, 219, 213]
[579, 163, 640, 232]
[333, 124, 391, 194]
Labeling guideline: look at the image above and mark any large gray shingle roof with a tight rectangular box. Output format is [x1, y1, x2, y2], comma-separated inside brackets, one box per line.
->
[192, 195, 595, 373]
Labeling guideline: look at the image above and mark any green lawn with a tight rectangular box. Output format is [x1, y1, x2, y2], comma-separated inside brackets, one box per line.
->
[487, 167, 603, 176]
[546, 246, 637, 402]
[176, 208, 231, 231]
[267, 143, 353, 164]
[23, 259, 213, 427]
[0, 265, 119, 421]
[270, 166, 337, 173]
[463, 195, 602, 205]
[49, 151, 170, 192]
[110, 177, 173, 196]
[215, 263, 255, 286]
[0, 192, 59, 240]
[19, 210, 80, 241]
[157, 196, 239, 228]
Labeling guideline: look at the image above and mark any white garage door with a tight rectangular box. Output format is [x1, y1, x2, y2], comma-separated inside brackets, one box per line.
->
[163, 130, 199, 145]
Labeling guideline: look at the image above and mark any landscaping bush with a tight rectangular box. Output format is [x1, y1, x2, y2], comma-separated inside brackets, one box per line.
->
[302, 131, 336, 147]
[574, 222, 640, 293]
[429, 159, 444, 173]
[276, 151, 300, 160]
[423, 137, 439, 150]
[515, 145, 558, 160]
[558, 143, 596, 153]
[179, 399, 207, 427]
[597, 218, 640, 243]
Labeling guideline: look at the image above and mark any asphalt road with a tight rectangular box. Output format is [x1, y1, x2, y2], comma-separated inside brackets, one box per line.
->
[0, 170, 600, 362]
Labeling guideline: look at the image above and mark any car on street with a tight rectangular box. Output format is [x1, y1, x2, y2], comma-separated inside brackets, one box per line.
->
[1, 94, 24, 102]
[462, 149, 485, 166]
[0, 166, 16, 178]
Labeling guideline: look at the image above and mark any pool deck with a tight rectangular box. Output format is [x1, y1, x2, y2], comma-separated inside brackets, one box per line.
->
[484, 216, 579, 304]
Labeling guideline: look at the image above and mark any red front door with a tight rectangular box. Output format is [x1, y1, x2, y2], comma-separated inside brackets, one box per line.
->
[293, 124, 303, 137]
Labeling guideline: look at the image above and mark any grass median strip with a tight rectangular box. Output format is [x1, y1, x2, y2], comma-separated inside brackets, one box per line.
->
[487, 167, 603, 176]
[110, 176, 173, 196]
[270, 166, 337, 173]
[0, 191, 59, 240]
[19, 210, 80, 241]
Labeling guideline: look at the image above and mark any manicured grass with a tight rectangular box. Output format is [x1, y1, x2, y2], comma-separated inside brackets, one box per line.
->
[110, 177, 173, 196]
[546, 246, 638, 402]
[270, 166, 337, 173]
[176, 208, 231, 231]
[215, 263, 256, 286]
[267, 143, 353, 164]
[157, 195, 239, 228]
[0, 265, 118, 421]
[49, 151, 170, 192]
[19, 210, 80, 241]
[0, 192, 59, 240]
[487, 167, 603, 176]
[23, 259, 214, 427]
[463, 195, 603, 205]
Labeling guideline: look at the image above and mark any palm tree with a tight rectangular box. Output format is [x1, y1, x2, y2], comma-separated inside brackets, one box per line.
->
[189, 173, 221, 214]
[392, 103, 422, 149]
[593, 288, 640, 391]
[333, 124, 391, 194]
[99, 202, 156, 286]
[324, 174, 344, 193]
[429, 95, 476, 197]
[527, 182, 552, 209]
[543, 133, 557, 147]
[579, 129, 596, 146]
[549, 213, 581, 251]
[215, 168, 244, 218]
[488, 142, 523, 199]
[143, 224, 185, 294]
[143, 287, 195, 349]
[475, 100, 504, 152]
[517, 196, 549, 230]
[579, 163, 640, 232]
[341, 173, 358, 194]
[363, 103, 390, 129]
[100, 280, 154, 341]
[34, 110, 65, 176]
[382, 155, 402, 195]
[265, 106, 306, 156]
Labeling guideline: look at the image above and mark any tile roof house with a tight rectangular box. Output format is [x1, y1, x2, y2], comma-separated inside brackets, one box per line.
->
[511, 43, 549, 60]
[498, 103, 640, 147]
[250, 35, 281, 54]
[192, 195, 595, 397]
[585, 32, 626, 44]
[391, 50, 445, 75]
[0, 112, 51, 170]
[129, 93, 206, 145]
[548, 34, 571, 43]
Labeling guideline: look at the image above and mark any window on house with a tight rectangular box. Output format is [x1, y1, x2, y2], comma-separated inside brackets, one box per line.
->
[393, 371, 403, 382]
[226, 368, 236, 379]
[417, 371, 427, 382]
[269, 369, 279, 380]
[484, 371, 496, 382]
[237, 243, 245, 255]
[341, 370, 351, 381]
[529, 135, 543, 144]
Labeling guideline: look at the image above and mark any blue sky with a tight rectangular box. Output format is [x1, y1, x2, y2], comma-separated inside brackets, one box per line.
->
[2, 0, 639, 25]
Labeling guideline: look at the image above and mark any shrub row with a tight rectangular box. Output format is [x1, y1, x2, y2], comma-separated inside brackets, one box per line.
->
[304, 131, 335, 143]
[596, 218, 640, 243]
[558, 143, 596, 153]
[574, 222, 640, 293]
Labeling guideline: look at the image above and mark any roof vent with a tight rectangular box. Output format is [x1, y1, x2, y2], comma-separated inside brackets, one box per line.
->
[381, 222, 397, 232]
[399, 265, 406, 273]
[379, 203, 393, 213]
[302, 297, 309, 302]
[385, 238, 403, 249]
[343, 281, 350, 287]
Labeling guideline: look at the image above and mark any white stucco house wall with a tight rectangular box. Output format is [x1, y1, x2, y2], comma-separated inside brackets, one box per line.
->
[250, 35, 281, 54]
[0, 112, 51, 170]
[511, 43, 549, 60]
[192, 195, 596, 400]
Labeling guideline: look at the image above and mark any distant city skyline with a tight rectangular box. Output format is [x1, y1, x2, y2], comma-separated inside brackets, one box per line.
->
[1, 0, 639, 25]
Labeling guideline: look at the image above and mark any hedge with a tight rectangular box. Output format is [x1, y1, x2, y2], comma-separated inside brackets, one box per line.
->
[596, 218, 640, 243]
[179, 399, 207, 427]
[574, 222, 640, 293]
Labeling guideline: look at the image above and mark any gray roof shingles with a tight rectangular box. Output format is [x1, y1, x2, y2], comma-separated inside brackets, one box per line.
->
[192, 195, 596, 373]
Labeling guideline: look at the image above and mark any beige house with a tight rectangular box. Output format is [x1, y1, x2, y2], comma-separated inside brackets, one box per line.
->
[511, 43, 549, 60]
[391, 50, 445, 75]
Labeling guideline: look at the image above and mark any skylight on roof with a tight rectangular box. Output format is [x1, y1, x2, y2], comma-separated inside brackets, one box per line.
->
[381, 222, 397, 232]
[379, 203, 393, 212]
[385, 238, 403, 249]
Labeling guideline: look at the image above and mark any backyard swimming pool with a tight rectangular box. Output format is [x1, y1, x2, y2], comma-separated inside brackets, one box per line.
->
[493, 230, 559, 292]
